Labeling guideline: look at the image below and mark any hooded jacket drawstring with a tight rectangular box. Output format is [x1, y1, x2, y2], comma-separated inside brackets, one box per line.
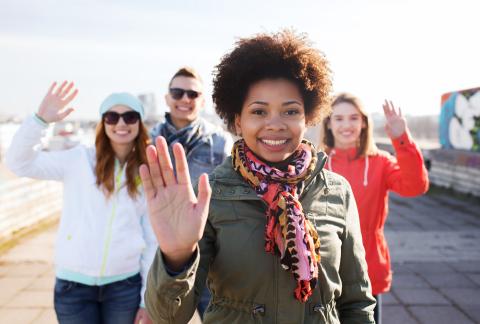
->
[327, 149, 369, 187]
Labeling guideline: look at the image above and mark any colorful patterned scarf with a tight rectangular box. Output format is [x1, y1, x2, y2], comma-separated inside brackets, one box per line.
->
[232, 139, 321, 302]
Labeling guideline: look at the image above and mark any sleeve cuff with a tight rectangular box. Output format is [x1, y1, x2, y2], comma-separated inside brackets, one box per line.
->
[163, 249, 197, 277]
[32, 113, 49, 127]
[391, 131, 414, 149]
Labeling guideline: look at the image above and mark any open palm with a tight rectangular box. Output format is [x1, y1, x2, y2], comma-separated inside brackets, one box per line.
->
[383, 99, 406, 139]
[37, 81, 78, 123]
[139, 136, 211, 269]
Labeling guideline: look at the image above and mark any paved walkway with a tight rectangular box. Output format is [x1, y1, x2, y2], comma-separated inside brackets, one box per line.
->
[0, 188, 479, 323]
[383, 190, 480, 323]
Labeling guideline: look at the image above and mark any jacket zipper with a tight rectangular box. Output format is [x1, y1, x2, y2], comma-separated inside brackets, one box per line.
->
[99, 164, 123, 276]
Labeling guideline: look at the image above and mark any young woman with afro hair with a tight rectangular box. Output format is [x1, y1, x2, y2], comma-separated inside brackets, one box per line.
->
[142, 30, 376, 324]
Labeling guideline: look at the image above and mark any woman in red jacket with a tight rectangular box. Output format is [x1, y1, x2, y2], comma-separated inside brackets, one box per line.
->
[320, 93, 429, 324]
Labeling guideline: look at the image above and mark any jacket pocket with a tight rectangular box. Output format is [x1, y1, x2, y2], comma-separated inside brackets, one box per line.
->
[54, 278, 78, 295]
[206, 296, 266, 324]
[308, 300, 340, 323]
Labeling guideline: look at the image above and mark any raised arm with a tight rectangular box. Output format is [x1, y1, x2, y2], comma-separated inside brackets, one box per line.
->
[140, 136, 212, 323]
[5, 81, 79, 180]
[36, 81, 78, 123]
[382, 100, 429, 196]
[139, 136, 211, 270]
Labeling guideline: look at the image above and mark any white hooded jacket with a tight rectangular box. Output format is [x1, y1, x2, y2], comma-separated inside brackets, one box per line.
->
[6, 116, 157, 306]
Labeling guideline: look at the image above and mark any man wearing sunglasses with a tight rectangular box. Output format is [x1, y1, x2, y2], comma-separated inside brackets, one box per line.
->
[149, 67, 232, 317]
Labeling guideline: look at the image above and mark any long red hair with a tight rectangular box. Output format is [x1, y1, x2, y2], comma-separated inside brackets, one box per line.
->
[94, 121, 150, 199]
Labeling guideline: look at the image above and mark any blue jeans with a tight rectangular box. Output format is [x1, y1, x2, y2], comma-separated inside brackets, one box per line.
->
[197, 285, 211, 319]
[374, 294, 382, 324]
[54, 274, 141, 324]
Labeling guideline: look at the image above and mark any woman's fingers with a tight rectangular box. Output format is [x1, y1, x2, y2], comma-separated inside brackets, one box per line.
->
[172, 143, 192, 186]
[146, 145, 165, 189]
[383, 99, 391, 116]
[139, 164, 156, 200]
[155, 137, 176, 186]
[47, 82, 57, 96]
[54, 81, 67, 96]
[60, 82, 74, 98]
[58, 108, 74, 120]
[63, 89, 79, 106]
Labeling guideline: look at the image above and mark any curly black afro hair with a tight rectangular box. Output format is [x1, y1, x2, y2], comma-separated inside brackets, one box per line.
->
[212, 29, 332, 133]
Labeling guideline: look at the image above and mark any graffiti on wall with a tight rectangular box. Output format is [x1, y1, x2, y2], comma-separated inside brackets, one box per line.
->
[440, 87, 480, 151]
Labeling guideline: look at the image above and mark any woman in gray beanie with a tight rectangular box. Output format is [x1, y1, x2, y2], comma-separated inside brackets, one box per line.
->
[6, 81, 156, 324]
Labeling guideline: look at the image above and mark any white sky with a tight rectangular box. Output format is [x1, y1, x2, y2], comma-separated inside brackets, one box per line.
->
[0, 0, 478, 121]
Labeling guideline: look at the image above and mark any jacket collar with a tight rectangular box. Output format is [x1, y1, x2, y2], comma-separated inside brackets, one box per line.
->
[329, 147, 358, 160]
[210, 151, 327, 200]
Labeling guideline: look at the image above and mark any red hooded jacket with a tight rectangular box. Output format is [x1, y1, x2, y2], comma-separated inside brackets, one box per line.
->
[326, 131, 429, 294]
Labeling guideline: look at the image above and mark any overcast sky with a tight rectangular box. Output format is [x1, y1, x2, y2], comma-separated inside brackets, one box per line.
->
[1, 0, 478, 120]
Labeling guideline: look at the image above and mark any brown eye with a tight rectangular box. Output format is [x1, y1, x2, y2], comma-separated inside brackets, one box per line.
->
[252, 109, 266, 115]
[285, 109, 299, 116]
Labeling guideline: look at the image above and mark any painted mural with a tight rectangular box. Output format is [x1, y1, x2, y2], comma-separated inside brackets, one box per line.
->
[440, 87, 480, 151]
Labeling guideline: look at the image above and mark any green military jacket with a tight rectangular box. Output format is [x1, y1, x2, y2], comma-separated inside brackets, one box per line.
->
[146, 153, 376, 324]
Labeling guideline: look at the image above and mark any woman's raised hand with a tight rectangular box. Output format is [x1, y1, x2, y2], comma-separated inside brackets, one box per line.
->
[37, 81, 78, 123]
[139, 137, 212, 270]
[383, 99, 407, 139]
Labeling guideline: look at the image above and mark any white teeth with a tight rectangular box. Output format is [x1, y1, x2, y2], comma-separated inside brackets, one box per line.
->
[262, 139, 287, 146]
[115, 130, 129, 135]
[177, 106, 191, 111]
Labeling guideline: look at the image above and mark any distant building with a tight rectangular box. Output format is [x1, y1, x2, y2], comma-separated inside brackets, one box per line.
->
[138, 93, 158, 122]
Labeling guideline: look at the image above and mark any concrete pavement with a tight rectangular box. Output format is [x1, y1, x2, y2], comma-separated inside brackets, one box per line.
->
[0, 187, 479, 323]
[383, 190, 480, 323]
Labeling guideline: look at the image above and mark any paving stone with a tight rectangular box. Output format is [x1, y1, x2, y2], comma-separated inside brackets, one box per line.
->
[27, 277, 55, 290]
[439, 288, 480, 306]
[0, 277, 35, 303]
[187, 311, 202, 324]
[0, 265, 10, 277]
[383, 292, 399, 305]
[391, 263, 414, 274]
[0, 244, 54, 264]
[0, 308, 42, 323]
[422, 273, 476, 288]
[4, 290, 53, 308]
[466, 274, 480, 286]
[450, 260, 480, 273]
[382, 305, 418, 324]
[401, 262, 455, 274]
[460, 306, 480, 323]
[3, 263, 50, 277]
[391, 273, 429, 288]
[409, 305, 474, 324]
[395, 288, 450, 305]
[35, 309, 57, 324]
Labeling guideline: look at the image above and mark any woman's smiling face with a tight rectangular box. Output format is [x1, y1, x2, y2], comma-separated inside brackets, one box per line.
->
[235, 78, 307, 163]
[329, 101, 365, 149]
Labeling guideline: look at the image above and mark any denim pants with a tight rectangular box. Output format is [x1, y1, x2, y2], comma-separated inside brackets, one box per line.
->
[54, 274, 141, 324]
[374, 294, 382, 324]
[197, 285, 211, 319]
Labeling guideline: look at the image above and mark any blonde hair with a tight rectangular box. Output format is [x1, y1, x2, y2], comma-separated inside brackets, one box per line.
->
[320, 92, 377, 157]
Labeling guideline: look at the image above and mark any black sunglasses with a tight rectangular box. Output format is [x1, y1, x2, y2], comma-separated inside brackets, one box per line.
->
[169, 88, 201, 100]
[103, 111, 141, 125]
